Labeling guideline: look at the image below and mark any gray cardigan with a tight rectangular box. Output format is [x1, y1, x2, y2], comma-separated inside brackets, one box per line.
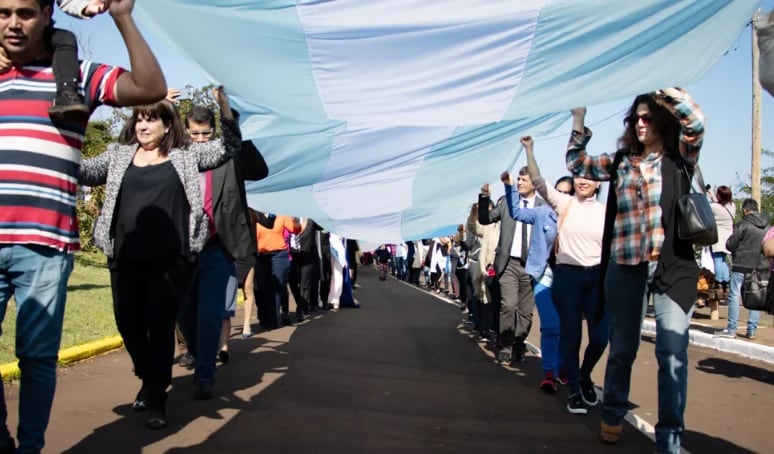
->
[79, 118, 242, 259]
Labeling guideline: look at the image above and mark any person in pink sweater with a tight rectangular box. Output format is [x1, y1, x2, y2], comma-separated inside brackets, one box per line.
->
[521, 136, 608, 417]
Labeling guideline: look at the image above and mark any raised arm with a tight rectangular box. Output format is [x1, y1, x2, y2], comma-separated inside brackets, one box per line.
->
[110, 0, 167, 106]
[566, 108, 616, 181]
[195, 113, 242, 170]
[478, 184, 502, 225]
[79, 143, 118, 186]
[652, 87, 705, 166]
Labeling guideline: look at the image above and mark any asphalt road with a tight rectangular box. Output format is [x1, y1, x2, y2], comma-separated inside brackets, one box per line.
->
[2, 266, 771, 453]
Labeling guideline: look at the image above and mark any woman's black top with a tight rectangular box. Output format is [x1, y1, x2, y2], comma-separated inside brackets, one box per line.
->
[111, 161, 190, 268]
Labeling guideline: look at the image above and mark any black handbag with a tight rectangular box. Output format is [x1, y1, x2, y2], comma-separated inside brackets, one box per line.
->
[741, 254, 771, 312]
[676, 164, 718, 247]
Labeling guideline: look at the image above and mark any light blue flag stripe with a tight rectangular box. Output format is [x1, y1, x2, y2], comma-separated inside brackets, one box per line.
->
[504, 0, 760, 117]
[134, 0, 760, 242]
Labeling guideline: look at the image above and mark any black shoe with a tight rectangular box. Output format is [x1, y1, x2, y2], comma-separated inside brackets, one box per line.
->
[567, 394, 588, 415]
[580, 379, 599, 406]
[511, 343, 526, 363]
[177, 352, 194, 369]
[48, 87, 90, 122]
[132, 385, 148, 412]
[194, 380, 213, 401]
[217, 350, 230, 364]
[281, 313, 293, 326]
[146, 405, 168, 429]
[0, 437, 15, 454]
[295, 312, 307, 323]
[497, 349, 512, 364]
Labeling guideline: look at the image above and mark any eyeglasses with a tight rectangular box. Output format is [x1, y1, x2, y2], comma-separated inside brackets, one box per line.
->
[629, 114, 652, 125]
[188, 130, 214, 136]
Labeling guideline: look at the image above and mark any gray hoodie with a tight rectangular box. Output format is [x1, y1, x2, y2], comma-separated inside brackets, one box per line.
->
[726, 212, 771, 273]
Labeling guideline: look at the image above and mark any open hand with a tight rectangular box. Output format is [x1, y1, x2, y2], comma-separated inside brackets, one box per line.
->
[165, 88, 181, 103]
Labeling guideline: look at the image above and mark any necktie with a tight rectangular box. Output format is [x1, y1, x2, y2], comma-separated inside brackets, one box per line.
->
[520, 199, 529, 260]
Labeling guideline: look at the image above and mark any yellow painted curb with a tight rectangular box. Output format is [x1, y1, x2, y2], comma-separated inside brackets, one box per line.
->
[1, 335, 124, 382]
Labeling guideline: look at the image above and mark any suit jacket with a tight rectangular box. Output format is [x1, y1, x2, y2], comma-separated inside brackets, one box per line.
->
[211, 139, 268, 261]
[291, 219, 322, 254]
[478, 192, 544, 277]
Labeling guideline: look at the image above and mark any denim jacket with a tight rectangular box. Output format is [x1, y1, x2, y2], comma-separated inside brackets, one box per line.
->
[504, 184, 557, 281]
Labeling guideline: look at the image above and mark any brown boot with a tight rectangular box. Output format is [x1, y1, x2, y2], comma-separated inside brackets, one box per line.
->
[600, 421, 622, 444]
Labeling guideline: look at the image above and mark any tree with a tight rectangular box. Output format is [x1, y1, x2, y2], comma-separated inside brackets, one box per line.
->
[77, 120, 115, 249]
[737, 148, 774, 219]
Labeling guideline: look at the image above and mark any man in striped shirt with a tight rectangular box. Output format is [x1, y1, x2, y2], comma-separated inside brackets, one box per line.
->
[0, 0, 166, 451]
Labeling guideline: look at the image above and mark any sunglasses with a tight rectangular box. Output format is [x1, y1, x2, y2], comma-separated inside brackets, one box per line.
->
[629, 114, 652, 125]
[188, 130, 214, 136]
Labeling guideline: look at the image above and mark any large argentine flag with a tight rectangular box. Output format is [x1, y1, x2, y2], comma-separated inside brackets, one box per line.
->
[136, 1, 759, 242]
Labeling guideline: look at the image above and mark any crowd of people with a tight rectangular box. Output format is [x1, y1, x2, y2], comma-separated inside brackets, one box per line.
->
[374, 88, 774, 454]
[0, 1, 772, 454]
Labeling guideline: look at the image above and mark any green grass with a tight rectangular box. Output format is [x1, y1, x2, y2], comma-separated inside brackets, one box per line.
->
[0, 249, 117, 365]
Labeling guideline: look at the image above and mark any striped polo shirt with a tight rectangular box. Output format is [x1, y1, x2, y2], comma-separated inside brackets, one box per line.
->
[0, 59, 125, 252]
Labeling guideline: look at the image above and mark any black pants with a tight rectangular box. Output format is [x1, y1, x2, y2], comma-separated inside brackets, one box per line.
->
[45, 27, 79, 89]
[319, 250, 332, 306]
[255, 251, 290, 330]
[110, 258, 196, 407]
[289, 251, 320, 315]
[484, 275, 501, 335]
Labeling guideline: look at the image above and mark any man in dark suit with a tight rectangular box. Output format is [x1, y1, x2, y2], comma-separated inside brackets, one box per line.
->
[478, 167, 543, 364]
[176, 86, 269, 400]
[289, 219, 323, 321]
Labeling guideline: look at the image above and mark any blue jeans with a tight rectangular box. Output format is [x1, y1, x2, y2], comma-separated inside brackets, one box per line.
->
[602, 261, 692, 454]
[534, 282, 561, 375]
[551, 264, 608, 394]
[712, 252, 729, 283]
[0, 245, 73, 453]
[726, 271, 760, 334]
[181, 242, 237, 384]
[255, 251, 290, 330]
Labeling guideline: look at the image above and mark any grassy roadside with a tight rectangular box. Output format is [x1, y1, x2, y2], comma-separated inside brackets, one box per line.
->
[0, 250, 116, 365]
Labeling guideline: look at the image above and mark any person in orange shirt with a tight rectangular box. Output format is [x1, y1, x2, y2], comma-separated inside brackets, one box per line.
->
[252, 212, 302, 330]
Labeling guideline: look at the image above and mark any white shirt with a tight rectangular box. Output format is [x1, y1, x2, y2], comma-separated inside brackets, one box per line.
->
[510, 195, 535, 258]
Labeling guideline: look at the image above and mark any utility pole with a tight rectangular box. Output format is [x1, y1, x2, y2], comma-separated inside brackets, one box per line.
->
[752, 13, 762, 206]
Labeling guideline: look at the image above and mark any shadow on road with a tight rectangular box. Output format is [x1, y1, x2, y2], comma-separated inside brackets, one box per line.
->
[695, 357, 774, 385]
[62, 335, 286, 454]
[682, 430, 756, 454]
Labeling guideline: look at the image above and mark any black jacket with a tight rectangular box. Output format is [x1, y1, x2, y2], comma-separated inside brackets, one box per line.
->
[291, 220, 322, 254]
[726, 212, 771, 273]
[211, 139, 268, 261]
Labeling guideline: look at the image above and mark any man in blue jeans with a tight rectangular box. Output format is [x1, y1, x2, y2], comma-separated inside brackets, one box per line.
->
[0, 0, 167, 450]
[175, 88, 268, 400]
[715, 199, 770, 339]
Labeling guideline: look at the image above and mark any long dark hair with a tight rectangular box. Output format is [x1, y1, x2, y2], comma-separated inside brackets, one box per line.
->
[118, 100, 191, 155]
[617, 94, 680, 157]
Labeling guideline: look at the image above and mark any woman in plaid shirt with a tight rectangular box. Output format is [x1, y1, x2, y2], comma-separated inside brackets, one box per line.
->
[565, 87, 704, 454]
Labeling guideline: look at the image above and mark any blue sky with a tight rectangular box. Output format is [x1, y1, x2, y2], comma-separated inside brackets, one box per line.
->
[60, 3, 774, 197]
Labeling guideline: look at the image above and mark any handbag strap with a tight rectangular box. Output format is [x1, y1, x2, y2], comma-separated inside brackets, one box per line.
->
[681, 161, 707, 195]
